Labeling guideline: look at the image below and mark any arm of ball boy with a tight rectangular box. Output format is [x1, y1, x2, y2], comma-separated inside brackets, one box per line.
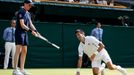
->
[19, 19, 36, 36]
[29, 19, 39, 36]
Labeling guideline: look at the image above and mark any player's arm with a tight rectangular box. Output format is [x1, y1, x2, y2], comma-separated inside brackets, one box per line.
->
[76, 43, 83, 75]
[90, 42, 105, 62]
[91, 36, 105, 52]
[77, 43, 83, 68]
[97, 42, 105, 52]
[18, 12, 35, 34]
[90, 54, 96, 62]
[20, 19, 30, 31]
[29, 19, 40, 36]
[29, 19, 37, 31]
[20, 19, 36, 36]
[77, 56, 82, 68]
[76, 56, 82, 75]
[89, 37, 105, 61]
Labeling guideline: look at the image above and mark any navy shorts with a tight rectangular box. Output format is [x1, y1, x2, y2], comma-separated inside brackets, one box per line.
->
[15, 31, 29, 46]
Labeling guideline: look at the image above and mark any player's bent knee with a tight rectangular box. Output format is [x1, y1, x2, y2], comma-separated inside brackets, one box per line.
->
[92, 68, 99, 75]
[108, 65, 115, 70]
[93, 71, 99, 75]
[93, 72, 99, 75]
[107, 62, 115, 70]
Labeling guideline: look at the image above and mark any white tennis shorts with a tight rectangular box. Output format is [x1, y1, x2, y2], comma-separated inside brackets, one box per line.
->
[91, 49, 112, 68]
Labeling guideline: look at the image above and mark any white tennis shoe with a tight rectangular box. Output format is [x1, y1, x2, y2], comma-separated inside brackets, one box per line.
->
[12, 69, 24, 75]
[101, 63, 106, 75]
[20, 69, 31, 75]
[117, 66, 127, 75]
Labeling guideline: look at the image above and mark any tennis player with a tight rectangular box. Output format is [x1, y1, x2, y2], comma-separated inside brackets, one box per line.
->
[75, 29, 127, 75]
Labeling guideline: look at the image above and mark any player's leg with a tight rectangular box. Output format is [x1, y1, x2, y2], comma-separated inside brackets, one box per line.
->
[20, 47, 31, 74]
[92, 62, 105, 75]
[106, 61, 117, 70]
[92, 54, 104, 75]
[20, 46, 31, 75]
[14, 45, 22, 69]
[19, 34, 31, 75]
[92, 67, 99, 75]
[20, 46, 27, 70]
[100, 63, 106, 75]
[4, 42, 12, 69]
[106, 61, 127, 75]
[116, 65, 127, 75]
[13, 45, 23, 75]
[101, 49, 127, 75]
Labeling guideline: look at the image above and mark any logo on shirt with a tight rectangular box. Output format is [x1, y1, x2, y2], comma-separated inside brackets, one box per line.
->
[88, 43, 90, 45]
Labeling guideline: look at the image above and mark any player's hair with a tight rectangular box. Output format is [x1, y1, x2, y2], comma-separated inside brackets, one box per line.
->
[75, 29, 85, 35]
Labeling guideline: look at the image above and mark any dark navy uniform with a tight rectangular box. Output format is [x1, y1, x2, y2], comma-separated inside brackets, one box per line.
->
[15, 8, 31, 45]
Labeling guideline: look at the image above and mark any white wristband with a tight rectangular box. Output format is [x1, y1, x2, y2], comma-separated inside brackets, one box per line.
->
[76, 68, 80, 72]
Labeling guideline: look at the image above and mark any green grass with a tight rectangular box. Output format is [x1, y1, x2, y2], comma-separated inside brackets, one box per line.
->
[0, 68, 134, 75]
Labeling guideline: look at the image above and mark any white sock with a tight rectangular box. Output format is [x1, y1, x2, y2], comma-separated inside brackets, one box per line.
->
[99, 67, 104, 73]
[99, 63, 106, 73]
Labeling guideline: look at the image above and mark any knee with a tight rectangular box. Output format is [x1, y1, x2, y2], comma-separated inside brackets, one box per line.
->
[107, 62, 116, 70]
[108, 65, 115, 70]
[16, 49, 21, 54]
[22, 50, 27, 53]
[93, 72, 99, 75]
[93, 70, 99, 75]
[21, 49, 27, 54]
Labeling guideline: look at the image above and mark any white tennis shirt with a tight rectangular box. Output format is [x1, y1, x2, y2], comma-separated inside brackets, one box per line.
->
[78, 36, 101, 57]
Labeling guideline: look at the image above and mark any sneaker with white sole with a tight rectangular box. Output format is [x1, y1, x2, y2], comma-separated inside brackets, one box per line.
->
[116, 66, 127, 75]
[20, 70, 31, 75]
[101, 63, 106, 75]
[12, 69, 24, 75]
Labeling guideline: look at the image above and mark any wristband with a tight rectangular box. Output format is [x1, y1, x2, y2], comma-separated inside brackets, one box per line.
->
[28, 29, 32, 33]
[76, 68, 80, 72]
[34, 30, 37, 32]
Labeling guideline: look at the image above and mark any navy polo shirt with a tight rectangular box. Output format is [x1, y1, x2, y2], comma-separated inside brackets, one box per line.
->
[15, 8, 31, 45]
[16, 8, 31, 32]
